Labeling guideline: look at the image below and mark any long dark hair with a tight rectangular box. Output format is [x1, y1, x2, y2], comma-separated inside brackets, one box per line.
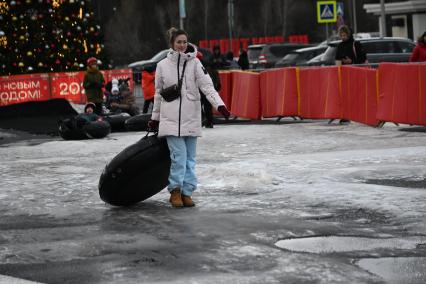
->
[167, 27, 188, 48]
[418, 32, 426, 44]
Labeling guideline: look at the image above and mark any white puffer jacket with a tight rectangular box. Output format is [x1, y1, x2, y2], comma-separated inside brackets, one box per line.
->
[151, 44, 225, 137]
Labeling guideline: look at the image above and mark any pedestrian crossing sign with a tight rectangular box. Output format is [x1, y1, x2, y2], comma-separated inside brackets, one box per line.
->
[317, 1, 337, 23]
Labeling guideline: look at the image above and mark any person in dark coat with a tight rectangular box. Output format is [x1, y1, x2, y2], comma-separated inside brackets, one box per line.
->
[237, 48, 250, 70]
[83, 57, 105, 115]
[335, 25, 367, 65]
[212, 45, 226, 69]
[76, 102, 102, 127]
[197, 51, 222, 128]
[410, 31, 426, 62]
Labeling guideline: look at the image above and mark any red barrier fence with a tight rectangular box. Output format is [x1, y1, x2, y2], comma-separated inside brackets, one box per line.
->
[230, 71, 261, 119]
[377, 63, 426, 125]
[341, 66, 379, 126]
[0, 69, 133, 107]
[260, 68, 298, 118]
[218, 71, 233, 108]
[298, 66, 341, 119]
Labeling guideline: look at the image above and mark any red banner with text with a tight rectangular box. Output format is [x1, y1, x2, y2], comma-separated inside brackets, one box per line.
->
[0, 73, 51, 107]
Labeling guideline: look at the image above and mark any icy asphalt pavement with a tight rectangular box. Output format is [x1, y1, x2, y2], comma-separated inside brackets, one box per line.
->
[0, 120, 425, 284]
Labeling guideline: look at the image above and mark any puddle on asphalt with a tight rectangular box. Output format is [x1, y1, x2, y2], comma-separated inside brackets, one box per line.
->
[275, 236, 424, 254]
[357, 257, 426, 284]
[365, 178, 426, 189]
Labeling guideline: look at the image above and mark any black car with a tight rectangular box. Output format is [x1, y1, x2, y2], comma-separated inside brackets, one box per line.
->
[275, 45, 328, 68]
[128, 49, 169, 72]
[257, 43, 311, 69]
[306, 37, 416, 66]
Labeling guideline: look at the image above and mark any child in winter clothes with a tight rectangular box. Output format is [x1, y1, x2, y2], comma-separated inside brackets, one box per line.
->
[83, 57, 105, 115]
[76, 103, 102, 127]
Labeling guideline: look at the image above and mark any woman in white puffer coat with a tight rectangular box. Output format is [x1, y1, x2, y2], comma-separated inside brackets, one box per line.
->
[149, 28, 230, 208]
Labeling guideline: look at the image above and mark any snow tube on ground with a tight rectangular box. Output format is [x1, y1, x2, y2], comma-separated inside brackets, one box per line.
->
[124, 113, 151, 132]
[0, 99, 78, 135]
[58, 119, 111, 140]
[103, 113, 131, 132]
[98, 134, 171, 206]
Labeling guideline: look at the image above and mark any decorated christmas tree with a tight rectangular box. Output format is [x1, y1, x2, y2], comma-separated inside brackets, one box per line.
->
[0, 0, 108, 76]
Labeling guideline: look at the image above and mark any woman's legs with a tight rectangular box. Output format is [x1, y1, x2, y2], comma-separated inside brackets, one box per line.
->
[166, 136, 198, 196]
[182, 137, 197, 197]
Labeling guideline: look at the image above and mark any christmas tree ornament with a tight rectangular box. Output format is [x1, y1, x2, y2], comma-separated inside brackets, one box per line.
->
[10, 1, 16, 6]
[0, 2, 9, 14]
[38, 62, 43, 67]
[26, 51, 33, 56]
[79, 63, 84, 68]
[18, 62, 24, 67]
[27, 66, 33, 71]
[55, 59, 61, 64]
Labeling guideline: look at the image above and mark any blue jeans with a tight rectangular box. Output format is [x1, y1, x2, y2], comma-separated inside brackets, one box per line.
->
[166, 136, 197, 196]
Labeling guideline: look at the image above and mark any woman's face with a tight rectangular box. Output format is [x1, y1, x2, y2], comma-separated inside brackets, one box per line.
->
[173, 34, 188, 53]
[340, 32, 349, 42]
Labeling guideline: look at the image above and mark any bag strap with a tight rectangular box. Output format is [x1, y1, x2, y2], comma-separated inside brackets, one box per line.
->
[178, 61, 187, 90]
[177, 54, 187, 91]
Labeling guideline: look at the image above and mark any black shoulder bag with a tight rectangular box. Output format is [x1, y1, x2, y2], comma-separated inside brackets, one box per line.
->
[160, 57, 187, 102]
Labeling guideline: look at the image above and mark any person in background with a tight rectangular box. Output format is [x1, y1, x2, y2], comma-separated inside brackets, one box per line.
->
[148, 27, 230, 208]
[212, 44, 226, 69]
[225, 51, 241, 69]
[109, 79, 140, 116]
[335, 25, 367, 66]
[142, 68, 156, 113]
[83, 57, 105, 115]
[334, 25, 366, 124]
[104, 79, 122, 113]
[409, 31, 426, 62]
[76, 102, 102, 127]
[237, 48, 250, 70]
[196, 51, 222, 128]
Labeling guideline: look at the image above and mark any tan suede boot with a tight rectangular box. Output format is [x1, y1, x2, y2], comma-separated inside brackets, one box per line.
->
[182, 195, 195, 207]
[169, 189, 183, 208]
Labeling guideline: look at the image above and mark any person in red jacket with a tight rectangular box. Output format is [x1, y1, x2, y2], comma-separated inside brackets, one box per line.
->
[410, 31, 426, 62]
[142, 70, 155, 113]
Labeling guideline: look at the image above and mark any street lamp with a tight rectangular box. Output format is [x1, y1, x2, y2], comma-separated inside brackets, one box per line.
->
[179, 0, 186, 30]
[228, 0, 234, 51]
[380, 0, 386, 37]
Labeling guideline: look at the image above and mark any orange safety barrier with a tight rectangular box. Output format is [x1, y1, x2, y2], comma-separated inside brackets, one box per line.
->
[377, 63, 426, 125]
[230, 71, 261, 119]
[340, 66, 379, 126]
[260, 68, 298, 118]
[298, 66, 341, 119]
[218, 71, 233, 108]
[0, 73, 51, 106]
